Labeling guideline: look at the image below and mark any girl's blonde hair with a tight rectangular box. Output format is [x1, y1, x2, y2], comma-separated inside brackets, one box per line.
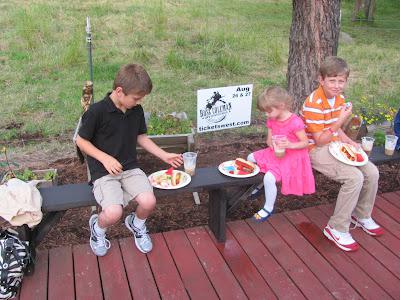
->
[257, 86, 293, 111]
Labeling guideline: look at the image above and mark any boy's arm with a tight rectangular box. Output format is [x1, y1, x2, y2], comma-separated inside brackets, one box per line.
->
[76, 135, 123, 175]
[311, 105, 353, 146]
[137, 134, 183, 168]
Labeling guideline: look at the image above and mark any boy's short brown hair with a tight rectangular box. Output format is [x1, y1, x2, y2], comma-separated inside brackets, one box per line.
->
[113, 64, 153, 95]
[319, 56, 350, 79]
[257, 86, 293, 111]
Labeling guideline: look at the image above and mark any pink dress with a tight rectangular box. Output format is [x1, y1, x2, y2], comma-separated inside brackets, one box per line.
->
[253, 114, 315, 196]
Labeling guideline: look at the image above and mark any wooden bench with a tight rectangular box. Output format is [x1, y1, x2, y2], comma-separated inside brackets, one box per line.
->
[29, 146, 400, 248]
[34, 167, 263, 245]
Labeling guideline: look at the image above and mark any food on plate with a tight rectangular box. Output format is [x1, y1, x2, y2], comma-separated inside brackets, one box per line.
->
[150, 169, 186, 188]
[172, 171, 182, 186]
[340, 144, 364, 162]
[234, 158, 256, 174]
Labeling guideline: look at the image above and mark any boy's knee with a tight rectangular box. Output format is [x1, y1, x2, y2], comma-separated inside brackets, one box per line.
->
[102, 205, 123, 223]
[367, 164, 379, 183]
[348, 169, 364, 188]
[137, 193, 156, 211]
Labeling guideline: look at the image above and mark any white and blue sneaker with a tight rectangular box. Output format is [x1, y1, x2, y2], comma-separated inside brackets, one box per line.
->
[125, 213, 153, 253]
[89, 214, 111, 256]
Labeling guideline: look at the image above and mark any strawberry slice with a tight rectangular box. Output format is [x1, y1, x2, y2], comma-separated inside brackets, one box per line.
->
[356, 153, 364, 162]
[165, 167, 174, 175]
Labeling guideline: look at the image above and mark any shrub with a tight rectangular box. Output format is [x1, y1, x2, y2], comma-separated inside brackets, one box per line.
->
[146, 114, 192, 135]
[356, 96, 397, 126]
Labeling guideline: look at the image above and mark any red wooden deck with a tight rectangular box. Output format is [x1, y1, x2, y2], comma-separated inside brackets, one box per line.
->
[17, 191, 400, 299]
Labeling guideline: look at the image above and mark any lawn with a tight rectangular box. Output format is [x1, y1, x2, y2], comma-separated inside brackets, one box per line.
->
[0, 0, 399, 145]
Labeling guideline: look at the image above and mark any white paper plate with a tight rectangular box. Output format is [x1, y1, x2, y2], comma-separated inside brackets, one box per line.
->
[328, 142, 368, 166]
[148, 170, 191, 189]
[218, 160, 260, 178]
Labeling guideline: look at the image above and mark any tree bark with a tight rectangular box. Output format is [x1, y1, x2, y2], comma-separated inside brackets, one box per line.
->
[287, 0, 341, 113]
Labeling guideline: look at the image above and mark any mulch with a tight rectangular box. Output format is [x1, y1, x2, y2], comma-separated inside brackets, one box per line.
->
[37, 133, 400, 249]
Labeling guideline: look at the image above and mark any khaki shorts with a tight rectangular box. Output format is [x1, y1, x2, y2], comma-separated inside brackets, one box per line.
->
[92, 168, 153, 208]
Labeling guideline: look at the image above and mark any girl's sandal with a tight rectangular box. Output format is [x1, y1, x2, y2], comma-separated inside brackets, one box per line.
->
[252, 208, 274, 223]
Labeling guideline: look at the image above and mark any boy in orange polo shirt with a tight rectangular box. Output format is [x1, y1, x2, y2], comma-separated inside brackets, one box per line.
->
[301, 56, 383, 252]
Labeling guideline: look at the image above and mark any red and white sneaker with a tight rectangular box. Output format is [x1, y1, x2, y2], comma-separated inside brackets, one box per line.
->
[351, 216, 384, 236]
[323, 225, 360, 252]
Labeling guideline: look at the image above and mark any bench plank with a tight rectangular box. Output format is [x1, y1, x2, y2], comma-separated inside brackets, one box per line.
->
[39, 167, 263, 211]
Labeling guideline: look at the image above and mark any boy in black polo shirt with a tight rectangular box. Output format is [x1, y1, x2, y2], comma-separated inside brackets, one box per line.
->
[76, 64, 183, 256]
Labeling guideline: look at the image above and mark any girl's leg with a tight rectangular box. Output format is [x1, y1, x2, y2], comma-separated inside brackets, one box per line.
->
[247, 153, 264, 196]
[256, 171, 277, 218]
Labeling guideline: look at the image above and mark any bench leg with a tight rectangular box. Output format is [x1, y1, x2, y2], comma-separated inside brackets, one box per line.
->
[32, 211, 66, 246]
[208, 189, 227, 242]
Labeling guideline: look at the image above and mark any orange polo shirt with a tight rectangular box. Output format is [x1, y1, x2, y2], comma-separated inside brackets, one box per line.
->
[300, 85, 345, 150]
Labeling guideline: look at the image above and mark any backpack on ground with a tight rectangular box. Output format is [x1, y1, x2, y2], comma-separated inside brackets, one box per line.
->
[0, 229, 32, 299]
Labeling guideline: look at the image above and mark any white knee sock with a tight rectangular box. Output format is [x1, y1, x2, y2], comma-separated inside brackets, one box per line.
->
[257, 172, 277, 218]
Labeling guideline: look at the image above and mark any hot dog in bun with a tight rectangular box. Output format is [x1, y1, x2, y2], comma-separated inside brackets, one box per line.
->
[235, 158, 256, 173]
[341, 144, 357, 161]
[171, 171, 182, 186]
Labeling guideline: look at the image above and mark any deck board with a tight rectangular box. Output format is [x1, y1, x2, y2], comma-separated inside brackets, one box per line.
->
[211, 227, 277, 299]
[381, 192, 400, 209]
[268, 213, 360, 299]
[73, 244, 103, 300]
[302, 206, 399, 298]
[147, 233, 189, 299]
[163, 229, 219, 300]
[98, 240, 131, 300]
[248, 215, 334, 299]
[302, 207, 392, 299]
[228, 220, 305, 300]
[318, 204, 400, 280]
[48, 246, 75, 300]
[19, 191, 400, 299]
[119, 238, 160, 299]
[185, 226, 247, 299]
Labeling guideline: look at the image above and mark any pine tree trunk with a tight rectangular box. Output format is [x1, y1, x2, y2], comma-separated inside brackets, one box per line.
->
[287, 0, 341, 113]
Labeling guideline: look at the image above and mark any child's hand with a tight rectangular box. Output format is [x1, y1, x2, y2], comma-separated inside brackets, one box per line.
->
[339, 102, 352, 121]
[274, 136, 289, 149]
[102, 155, 123, 175]
[163, 153, 183, 168]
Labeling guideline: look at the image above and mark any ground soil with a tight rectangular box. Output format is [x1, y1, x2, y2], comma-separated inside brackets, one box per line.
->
[32, 132, 400, 249]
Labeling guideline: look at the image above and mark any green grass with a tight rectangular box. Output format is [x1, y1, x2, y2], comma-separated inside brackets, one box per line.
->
[0, 0, 399, 146]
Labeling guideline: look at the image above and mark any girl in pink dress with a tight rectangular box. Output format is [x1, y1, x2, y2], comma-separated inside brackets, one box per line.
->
[248, 86, 315, 222]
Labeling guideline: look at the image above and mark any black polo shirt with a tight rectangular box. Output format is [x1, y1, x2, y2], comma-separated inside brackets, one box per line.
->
[78, 93, 147, 182]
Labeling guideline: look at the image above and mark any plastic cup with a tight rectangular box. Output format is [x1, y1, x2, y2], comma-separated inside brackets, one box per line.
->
[272, 135, 287, 158]
[361, 136, 374, 157]
[182, 152, 197, 176]
[385, 135, 398, 156]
